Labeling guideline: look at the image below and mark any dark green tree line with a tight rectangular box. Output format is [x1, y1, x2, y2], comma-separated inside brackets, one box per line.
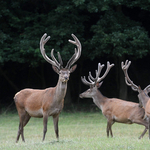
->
[0, 0, 150, 109]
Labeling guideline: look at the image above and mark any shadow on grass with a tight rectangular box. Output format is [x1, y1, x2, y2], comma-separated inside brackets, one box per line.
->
[48, 139, 74, 145]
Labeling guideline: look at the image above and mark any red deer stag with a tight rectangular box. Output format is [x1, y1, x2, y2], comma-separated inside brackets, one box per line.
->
[121, 60, 150, 139]
[14, 33, 81, 142]
[80, 62, 148, 139]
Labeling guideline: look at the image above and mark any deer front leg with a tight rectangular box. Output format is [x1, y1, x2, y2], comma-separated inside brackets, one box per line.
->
[106, 121, 110, 137]
[110, 121, 114, 137]
[43, 113, 48, 141]
[53, 114, 59, 141]
[106, 120, 114, 138]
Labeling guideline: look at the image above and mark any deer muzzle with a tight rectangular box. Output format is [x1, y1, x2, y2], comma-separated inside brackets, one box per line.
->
[79, 94, 83, 98]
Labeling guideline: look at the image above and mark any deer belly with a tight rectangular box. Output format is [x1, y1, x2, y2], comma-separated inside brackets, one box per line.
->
[26, 108, 43, 118]
[48, 108, 61, 116]
[113, 116, 132, 124]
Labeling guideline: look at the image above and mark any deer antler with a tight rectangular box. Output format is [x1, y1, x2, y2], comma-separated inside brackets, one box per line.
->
[144, 85, 150, 94]
[97, 61, 114, 83]
[81, 62, 114, 87]
[40, 33, 81, 70]
[65, 34, 82, 69]
[121, 60, 138, 91]
[40, 33, 61, 69]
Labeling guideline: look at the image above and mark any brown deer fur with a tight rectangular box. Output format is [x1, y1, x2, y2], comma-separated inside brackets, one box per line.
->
[14, 33, 81, 142]
[80, 62, 148, 139]
[122, 60, 150, 139]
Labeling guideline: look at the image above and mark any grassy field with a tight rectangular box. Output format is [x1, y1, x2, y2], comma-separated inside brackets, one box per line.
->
[0, 111, 150, 150]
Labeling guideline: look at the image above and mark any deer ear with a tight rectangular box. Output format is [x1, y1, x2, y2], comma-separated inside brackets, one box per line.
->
[70, 64, 77, 73]
[137, 86, 142, 93]
[52, 66, 60, 74]
[97, 81, 103, 88]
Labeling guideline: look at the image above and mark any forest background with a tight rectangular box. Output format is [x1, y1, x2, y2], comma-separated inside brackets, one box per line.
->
[1, 0, 150, 112]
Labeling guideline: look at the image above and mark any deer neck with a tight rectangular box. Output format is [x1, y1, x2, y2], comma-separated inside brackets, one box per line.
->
[55, 79, 68, 101]
[92, 90, 106, 110]
[141, 93, 149, 108]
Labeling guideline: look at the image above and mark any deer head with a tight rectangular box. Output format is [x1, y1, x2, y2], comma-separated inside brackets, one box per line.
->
[80, 62, 114, 98]
[40, 33, 81, 82]
[121, 60, 150, 108]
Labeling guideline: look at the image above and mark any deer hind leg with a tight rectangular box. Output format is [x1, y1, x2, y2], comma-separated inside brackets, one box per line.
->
[138, 127, 148, 139]
[53, 114, 59, 141]
[16, 112, 30, 143]
[23, 113, 31, 127]
[132, 119, 148, 139]
[16, 122, 22, 143]
[148, 117, 150, 139]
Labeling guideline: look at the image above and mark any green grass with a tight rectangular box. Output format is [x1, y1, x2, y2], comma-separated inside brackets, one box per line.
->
[0, 111, 150, 150]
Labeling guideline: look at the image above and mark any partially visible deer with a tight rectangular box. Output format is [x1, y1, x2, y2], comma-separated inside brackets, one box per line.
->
[14, 33, 81, 142]
[121, 60, 150, 139]
[80, 62, 148, 139]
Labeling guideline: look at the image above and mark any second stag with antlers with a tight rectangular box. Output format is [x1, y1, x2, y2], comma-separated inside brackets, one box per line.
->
[121, 60, 150, 139]
[14, 33, 81, 142]
[80, 62, 148, 139]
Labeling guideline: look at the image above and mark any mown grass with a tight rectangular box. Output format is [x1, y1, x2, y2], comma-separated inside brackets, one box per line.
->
[0, 111, 150, 150]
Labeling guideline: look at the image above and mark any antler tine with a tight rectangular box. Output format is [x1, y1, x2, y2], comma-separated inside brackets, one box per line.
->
[89, 71, 95, 81]
[121, 60, 138, 91]
[97, 61, 114, 83]
[89, 63, 105, 82]
[40, 33, 60, 69]
[65, 49, 77, 69]
[50, 49, 61, 68]
[57, 52, 63, 67]
[88, 74, 95, 83]
[66, 34, 82, 69]
[144, 85, 150, 94]
[81, 76, 94, 87]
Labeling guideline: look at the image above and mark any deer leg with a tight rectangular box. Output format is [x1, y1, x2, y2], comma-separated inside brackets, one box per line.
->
[53, 114, 59, 141]
[109, 121, 114, 137]
[132, 119, 148, 139]
[16, 112, 27, 143]
[23, 114, 31, 127]
[43, 113, 48, 141]
[16, 122, 21, 143]
[106, 122, 109, 137]
[149, 117, 150, 139]
[16, 121, 25, 142]
[138, 127, 148, 139]
[106, 120, 114, 138]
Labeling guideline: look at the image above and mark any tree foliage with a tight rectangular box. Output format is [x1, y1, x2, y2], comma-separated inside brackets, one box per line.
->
[1, 0, 150, 106]
[0, 0, 150, 66]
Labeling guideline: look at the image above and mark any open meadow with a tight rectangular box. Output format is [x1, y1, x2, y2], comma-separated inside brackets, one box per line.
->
[0, 111, 150, 150]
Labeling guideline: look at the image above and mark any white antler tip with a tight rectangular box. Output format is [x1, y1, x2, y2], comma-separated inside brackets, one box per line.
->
[121, 62, 124, 67]
[47, 36, 50, 39]
[68, 39, 76, 44]
[107, 61, 110, 64]
[43, 33, 47, 37]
